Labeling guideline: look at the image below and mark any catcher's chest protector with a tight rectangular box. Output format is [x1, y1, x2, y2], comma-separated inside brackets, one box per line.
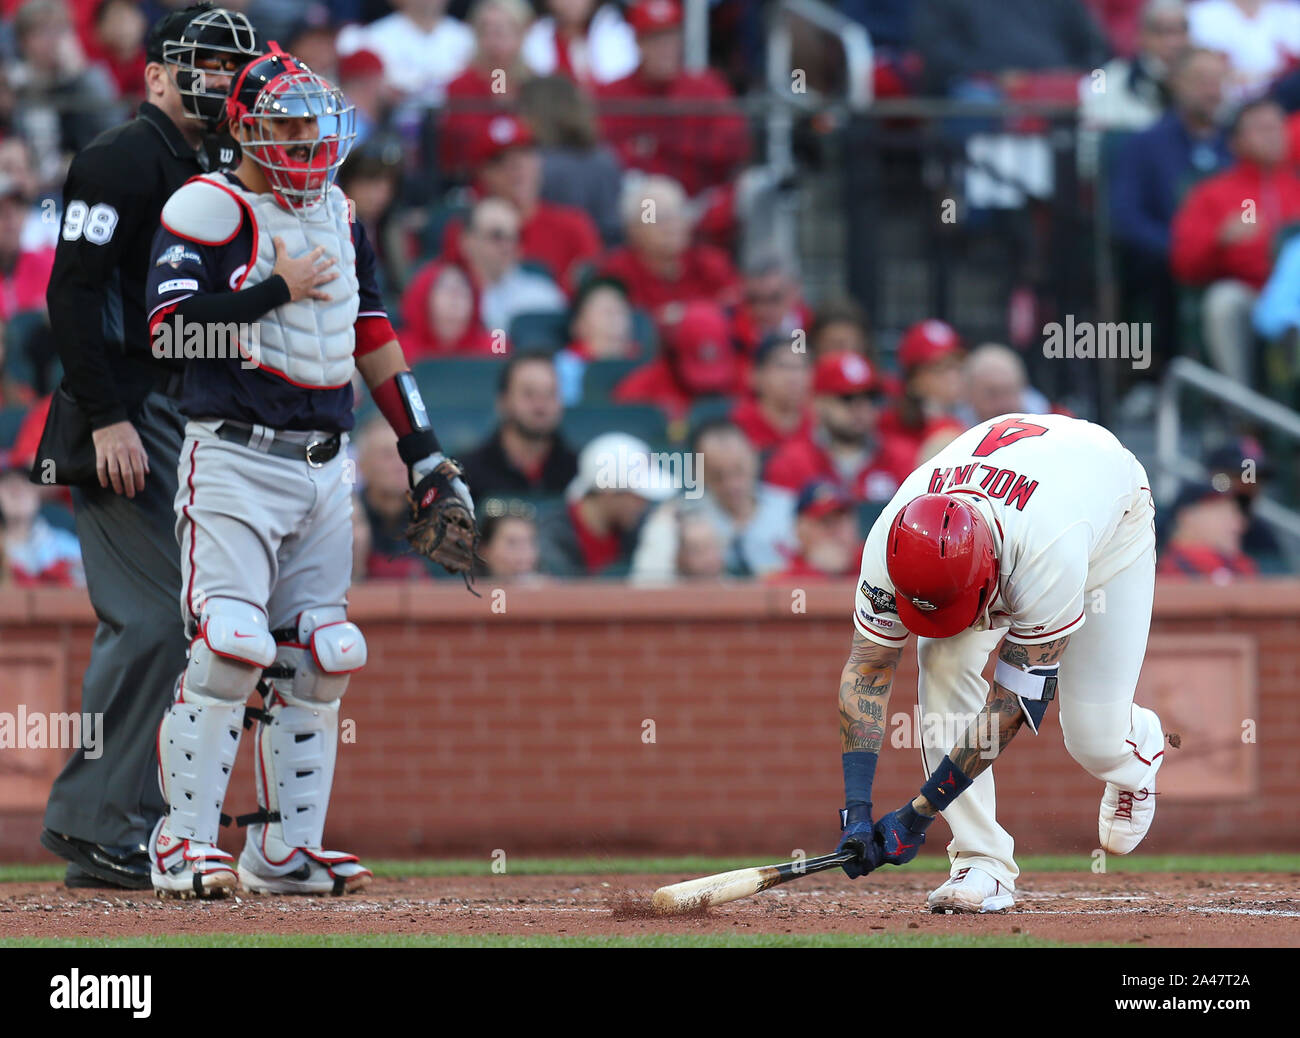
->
[226, 178, 360, 388]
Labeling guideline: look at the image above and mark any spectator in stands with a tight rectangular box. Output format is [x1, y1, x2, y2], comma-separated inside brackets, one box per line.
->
[599, 174, 740, 315]
[1081, 0, 1148, 56]
[476, 504, 543, 582]
[338, 49, 392, 148]
[674, 511, 726, 579]
[521, 0, 639, 86]
[0, 174, 55, 321]
[459, 196, 567, 333]
[0, 446, 83, 587]
[553, 276, 638, 404]
[399, 258, 498, 357]
[768, 480, 861, 581]
[91, 0, 147, 102]
[9, 0, 125, 184]
[443, 114, 603, 291]
[729, 335, 815, 454]
[538, 431, 675, 576]
[517, 74, 625, 246]
[1171, 97, 1300, 383]
[810, 297, 875, 360]
[283, 5, 339, 82]
[461, 351, 579, 497]
[338, 139, 405, 304]
[440, 0, 535, 179]
[1080, 0, 1187, 136]
[1203, 438, 1283, 563]
[957, 342, 1057, 425]
[1157, 479, 1257, 581]
[879, 319, 966, 462]
[765, 351, 914, 503]
[1110, 46, 1230, 366]
[336, 0, 475, 105]
[0, 136, 55, 249]
[914, 0, 1110, 97]
[630, 419, 797, 581]
[350, 492, 372, 585]
[613, 300, 743, 422]
[1188, 0, 1300, 100]
[730, 253, 813, 357]
[596, 0, 751, 200]
[354, 418, 433, 580]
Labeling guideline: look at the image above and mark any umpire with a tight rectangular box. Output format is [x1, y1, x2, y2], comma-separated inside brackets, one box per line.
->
[35, 4, 260, 889]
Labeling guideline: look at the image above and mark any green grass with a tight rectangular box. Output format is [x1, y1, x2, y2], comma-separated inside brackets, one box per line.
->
[4, 852, 1296, 885]
[0, 932, 1117, 949]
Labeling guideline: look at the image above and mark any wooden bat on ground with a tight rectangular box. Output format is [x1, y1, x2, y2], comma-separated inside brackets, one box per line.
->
[651, 847, 860, 913]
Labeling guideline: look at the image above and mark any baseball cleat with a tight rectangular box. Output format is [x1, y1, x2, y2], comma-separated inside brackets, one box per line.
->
[927, 866, 1016, 914]
[1098, 784, 1157, 854]
[237, 839, 372, 896]
[149, 819, 238, 899]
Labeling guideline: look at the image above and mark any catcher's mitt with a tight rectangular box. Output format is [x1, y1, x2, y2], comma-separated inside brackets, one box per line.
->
[406, 458, 480, 586]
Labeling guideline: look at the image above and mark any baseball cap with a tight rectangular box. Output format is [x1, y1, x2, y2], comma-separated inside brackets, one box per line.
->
[627, 0, 683, 35]
[475, 114, 536, 168]
[796, 480, 853, 520]
[338, 48, 384, 82]
[663, 301, 737, 395]
[898, 319, 963, 373]
[814, 350, 882, 396]
[566, 432, 678, 503]
[1170, 479, 1235, 517]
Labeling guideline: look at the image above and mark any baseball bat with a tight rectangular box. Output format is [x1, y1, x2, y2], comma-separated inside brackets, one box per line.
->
[651, 847, 860, 913]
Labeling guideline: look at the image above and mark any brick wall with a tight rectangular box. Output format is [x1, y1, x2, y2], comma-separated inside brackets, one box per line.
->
[1, 580, 1297, 862]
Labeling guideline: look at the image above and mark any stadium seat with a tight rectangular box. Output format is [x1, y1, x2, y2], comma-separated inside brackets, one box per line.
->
[0, 406, 27, 448]
[580, 359, 642, 403]
[856, 500, 887, 538]
[630, 308, 658, 353]
[560, 404, 667, 450]
[685, 397, 735, 436]
[411, 357, 503, 409]
[508, 311, 569, 353]
[416, 405, 498, 457]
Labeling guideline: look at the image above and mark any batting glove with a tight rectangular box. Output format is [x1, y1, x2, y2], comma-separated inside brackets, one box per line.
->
[837, 804, 883, 878]
[872, 803, 935, 866]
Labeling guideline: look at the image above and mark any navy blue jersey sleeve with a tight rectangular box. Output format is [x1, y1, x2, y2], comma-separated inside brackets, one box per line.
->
[146, 230, 224, 324]
[351, 219, 389, 321]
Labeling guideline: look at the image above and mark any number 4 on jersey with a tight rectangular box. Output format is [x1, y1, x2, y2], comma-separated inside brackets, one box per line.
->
[972, 417, 1049, 457]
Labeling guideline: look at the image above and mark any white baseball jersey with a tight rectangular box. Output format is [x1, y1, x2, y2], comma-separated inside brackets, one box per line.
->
[854, 414, 1153, 648]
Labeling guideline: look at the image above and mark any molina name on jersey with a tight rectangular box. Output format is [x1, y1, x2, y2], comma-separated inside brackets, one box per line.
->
[854, 414, 1153, 647]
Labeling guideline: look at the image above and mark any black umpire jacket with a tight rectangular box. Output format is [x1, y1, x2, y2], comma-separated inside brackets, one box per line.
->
[44, 103, 237, 433]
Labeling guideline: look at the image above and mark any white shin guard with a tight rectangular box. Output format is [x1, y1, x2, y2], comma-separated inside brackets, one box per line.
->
[158, 689, 245, 845]
[252, 689, 341, 864]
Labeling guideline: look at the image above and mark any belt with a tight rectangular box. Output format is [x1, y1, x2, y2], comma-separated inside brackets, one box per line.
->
[214, 421, 342, 467]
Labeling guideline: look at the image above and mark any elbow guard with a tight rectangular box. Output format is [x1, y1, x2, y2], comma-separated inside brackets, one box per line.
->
[993, 656, 1059, 735]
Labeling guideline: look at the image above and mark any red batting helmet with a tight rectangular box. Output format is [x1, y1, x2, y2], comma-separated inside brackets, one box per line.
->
[226, 43, 356, 211]
[886, 493, 998, 638]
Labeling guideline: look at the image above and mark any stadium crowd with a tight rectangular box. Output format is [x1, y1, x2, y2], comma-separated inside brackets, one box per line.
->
[0, 0, 1291, 588]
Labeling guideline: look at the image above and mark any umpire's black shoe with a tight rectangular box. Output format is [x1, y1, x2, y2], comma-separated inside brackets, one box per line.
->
[40, 829, 153, 890]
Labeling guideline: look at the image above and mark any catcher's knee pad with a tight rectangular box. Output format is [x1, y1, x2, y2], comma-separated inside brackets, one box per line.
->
[186, 597, 277, 702]
[247, 608, 362, 853]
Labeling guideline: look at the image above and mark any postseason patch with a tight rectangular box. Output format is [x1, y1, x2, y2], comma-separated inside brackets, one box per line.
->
[859, 579, 897, 616]
[156, 244, 202, 269]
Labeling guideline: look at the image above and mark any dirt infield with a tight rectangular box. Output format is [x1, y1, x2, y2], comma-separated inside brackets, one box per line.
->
[1, 870, 1297, 945]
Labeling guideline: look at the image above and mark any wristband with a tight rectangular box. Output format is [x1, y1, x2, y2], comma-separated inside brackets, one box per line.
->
[896, 803, 934, 835]
[918, 754, 972, 812]
[840, 802, 872, 830]
[842, 751, 878, 809]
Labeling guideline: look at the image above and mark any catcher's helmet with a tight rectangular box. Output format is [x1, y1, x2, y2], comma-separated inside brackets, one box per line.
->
[885, 493, 999, 639]
[153, 3, 261, 129]
[226, 43, 356, 212]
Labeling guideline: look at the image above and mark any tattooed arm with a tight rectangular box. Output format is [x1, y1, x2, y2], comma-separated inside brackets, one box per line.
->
[838, 632, 904, 754]
[910, 634, 1071, 817]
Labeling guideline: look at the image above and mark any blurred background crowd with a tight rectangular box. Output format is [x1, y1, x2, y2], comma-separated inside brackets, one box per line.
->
[1, 0, 1297, 589]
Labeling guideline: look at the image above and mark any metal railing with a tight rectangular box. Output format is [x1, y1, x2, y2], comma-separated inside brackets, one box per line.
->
[1155, 357, 1300, 550]
[765, 0, 874, 114]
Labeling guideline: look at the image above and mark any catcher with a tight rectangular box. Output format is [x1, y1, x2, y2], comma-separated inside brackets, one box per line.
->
[143, 45, 476, 898]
